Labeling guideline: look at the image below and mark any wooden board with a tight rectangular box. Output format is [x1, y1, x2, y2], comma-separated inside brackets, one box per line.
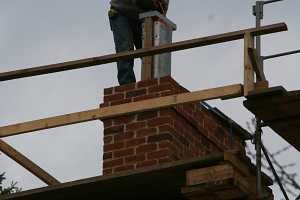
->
[248, 47, 266, 81]
[141, 17, 154, 80]
[0, 84, 243, 138]
[0, 139, 60, 186]
[0, 23, 287, 82]
[1, 153, 224, 200]
[244, 87, 300, 152]
[2, 152, 272, 200]
[186, 164, 235, 186]
[244, 32, 255, 96]
[183, 164, 254, 200]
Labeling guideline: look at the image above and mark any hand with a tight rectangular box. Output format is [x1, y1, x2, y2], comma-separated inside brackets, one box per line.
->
[152, 0, 167, 14]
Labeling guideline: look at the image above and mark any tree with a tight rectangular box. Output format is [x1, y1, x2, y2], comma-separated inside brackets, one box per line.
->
[246, 118, 300, 199]
[0, 172, 21, 195]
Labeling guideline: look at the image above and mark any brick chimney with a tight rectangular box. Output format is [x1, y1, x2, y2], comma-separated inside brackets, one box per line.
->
[100, 76, 245, 175]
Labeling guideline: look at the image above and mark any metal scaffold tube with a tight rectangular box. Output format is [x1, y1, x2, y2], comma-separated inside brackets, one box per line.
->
[255, 119, 263, 198]
[263, 0, 284, 5]
[263, 49, 300, 60]
[261, 143, 290, 200]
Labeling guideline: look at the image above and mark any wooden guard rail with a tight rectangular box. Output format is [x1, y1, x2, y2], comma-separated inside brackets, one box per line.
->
[0, 23, 288, 186]
[0, 23, 286, 82]
[0, 84, 243, 138]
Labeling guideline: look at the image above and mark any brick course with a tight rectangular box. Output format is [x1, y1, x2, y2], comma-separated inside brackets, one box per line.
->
[100, 76, 245, 175]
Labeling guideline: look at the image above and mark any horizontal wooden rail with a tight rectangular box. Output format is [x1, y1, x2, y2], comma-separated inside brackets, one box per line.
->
[0, 84, 243, 138]
[0, 23, 287, 82]
[0, 139, 60, 185]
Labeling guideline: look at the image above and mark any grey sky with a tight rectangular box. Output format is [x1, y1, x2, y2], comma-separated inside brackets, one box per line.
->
[0, 0, 299, 199]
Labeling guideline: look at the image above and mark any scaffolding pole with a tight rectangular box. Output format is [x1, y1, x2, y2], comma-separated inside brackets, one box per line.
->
[252, 0, 284, 197]
[261, 143, 290, 200]
[255, 119, 263, 197]
[263, 49, 300, 60]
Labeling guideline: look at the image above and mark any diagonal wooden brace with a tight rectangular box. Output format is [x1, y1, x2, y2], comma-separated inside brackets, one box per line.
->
[0, 139, 60, 186]
[248, 47, 266, 81]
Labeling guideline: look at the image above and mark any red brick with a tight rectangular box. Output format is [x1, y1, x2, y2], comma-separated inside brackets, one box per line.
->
[136, 160, 157, 169]
[126, 121, 146, 131]
[104, 87, 113, 95]
[204, 116, 217, 132]
[103, 168, 113, 175]
[102, 119, 113, 127]
[159, 109, 175, 117]
[159, 76, 178, 86]
[181, 103, 195, 114]
[114, 115, 136, 125]
[158, 158, 173, 164]
[148, 133, 173, 143]
[159, 125, 175, 133]
[147, 149, 170, 160]
[104, 93, 124, 102]
[111, 98, 132, 106]
[159, 141, 173, 149]
[214, 126, 226, 144]
[114, 148, 134, 158]
[104, 125, 124, 135]
[104, 135, 113, 144]
[126, 88, 147, 98]
[148, 83, 174, 93]
[103, 158, 123, 168]
[100, 102, 109, 108]
[201, 137, 212, 149]
[104, 142, 124, 152]
[160, 91, 175, 97]
[136, 143, 157, 154]
[137, 111, 158, 121]
[133, 93, 159, 102]
[114, 165, 135, 173]
[114, 132, 134, 142]
[194, 111, 204, 125]
[101, 76, 245, 176]
[114, 83, 135, 93]
[137, 79, 158, 88]
[126, 137, 146, 147]
[148, 117, 172, 127]
[125, 154, 146, 163]
[103, 152, 113, 160]
[136, 128, 157, 138]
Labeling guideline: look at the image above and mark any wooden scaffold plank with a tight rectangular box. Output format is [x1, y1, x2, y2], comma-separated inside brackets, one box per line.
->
[0, 84, 243, 138]
[0, 23, 287, 82]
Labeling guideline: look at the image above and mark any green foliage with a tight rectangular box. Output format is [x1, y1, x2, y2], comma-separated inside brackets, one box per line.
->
[0, 172, 21, 195]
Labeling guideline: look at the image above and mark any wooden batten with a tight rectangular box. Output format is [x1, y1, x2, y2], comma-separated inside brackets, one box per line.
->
[248, 47, 266, 81]
[183, 163, 254, 200]
[244, 32, 255, 96]
[0, 84, 243, 138]
[0, 23, 287, 82]
[141, 17, 154, 80]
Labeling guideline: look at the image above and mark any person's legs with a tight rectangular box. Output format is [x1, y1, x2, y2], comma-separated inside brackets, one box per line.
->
[109, 13, 136, 85]
[131, 19, 143, 49]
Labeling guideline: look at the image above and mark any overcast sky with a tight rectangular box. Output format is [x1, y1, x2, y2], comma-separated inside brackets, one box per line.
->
[1, 0, 299, 199]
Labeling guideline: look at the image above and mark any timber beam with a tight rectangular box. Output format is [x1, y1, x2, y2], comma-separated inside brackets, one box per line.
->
[0, 23, 287, 82]
[248, 47, 266, 81]
[0, 139, 60, 186]
[0, 84, 243, 138]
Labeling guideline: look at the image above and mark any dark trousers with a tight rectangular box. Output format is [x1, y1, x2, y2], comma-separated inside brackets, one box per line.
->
[109, 12, 143, 85]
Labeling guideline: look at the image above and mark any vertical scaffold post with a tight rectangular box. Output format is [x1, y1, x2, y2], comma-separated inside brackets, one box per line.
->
[140, 11, 177, 80]
[255, 119, 263, 198]
[141, 17, 154, 80]
[244, 32, 255, 96]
